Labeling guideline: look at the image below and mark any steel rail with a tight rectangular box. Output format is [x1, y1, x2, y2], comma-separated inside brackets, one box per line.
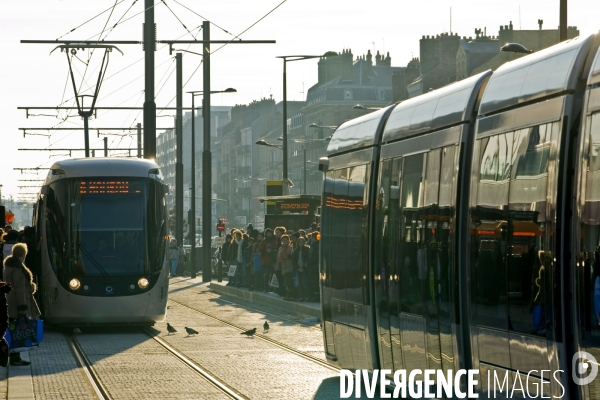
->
[167, 298, 339, 372]
[67, 334, 112, 400]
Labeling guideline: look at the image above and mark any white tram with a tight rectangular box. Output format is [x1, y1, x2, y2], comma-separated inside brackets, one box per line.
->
[32, 158, 169, 326]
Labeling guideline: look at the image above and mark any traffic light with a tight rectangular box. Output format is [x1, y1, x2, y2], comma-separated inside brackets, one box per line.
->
[216, 218, 225, 237]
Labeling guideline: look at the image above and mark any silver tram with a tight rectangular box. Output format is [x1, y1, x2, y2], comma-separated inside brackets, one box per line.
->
[32, 158, 169, 326]
[319, 33, 600, 398]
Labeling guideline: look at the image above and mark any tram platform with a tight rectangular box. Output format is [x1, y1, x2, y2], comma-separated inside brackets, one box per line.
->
[208, 280, 322, 319]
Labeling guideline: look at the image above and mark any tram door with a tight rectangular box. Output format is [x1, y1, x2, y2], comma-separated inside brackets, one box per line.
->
[575, 110, 600, 399]
[470, 123, 556, 395]
[377, 145, 458, 378]
[375, 159, 403, 373]
[397, 151, 445, 373]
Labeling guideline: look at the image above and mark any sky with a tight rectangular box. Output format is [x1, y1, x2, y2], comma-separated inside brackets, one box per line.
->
[0, 0, 597, 201]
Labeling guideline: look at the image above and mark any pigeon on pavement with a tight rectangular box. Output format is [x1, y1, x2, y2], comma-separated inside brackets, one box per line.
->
[167, 323, 177, 335]
[263, 321, 269, 333]
[241, 328, 256, 337]
[185, 327, 198, 335]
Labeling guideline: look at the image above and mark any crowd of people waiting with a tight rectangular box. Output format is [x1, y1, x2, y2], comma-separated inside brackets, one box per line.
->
[219, 222, 320, 302]
[0, 225, 41, 366]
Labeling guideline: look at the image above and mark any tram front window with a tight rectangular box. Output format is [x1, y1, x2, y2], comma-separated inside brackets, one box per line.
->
[72, 179, 147, 276]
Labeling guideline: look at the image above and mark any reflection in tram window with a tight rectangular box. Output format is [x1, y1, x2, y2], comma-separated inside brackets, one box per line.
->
[472, 123, 555, 336]
[45, 181, 69, 274]
[399, 154, 425, 314]
[72, 180, 147, 276]
[580, 113, 600, 341]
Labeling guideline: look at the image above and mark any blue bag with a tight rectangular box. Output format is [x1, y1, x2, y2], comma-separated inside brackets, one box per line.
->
[5, 316, 44, 353]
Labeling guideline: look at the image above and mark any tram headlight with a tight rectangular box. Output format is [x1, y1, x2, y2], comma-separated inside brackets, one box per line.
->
[138, 277, 149, 289]
[69, 278, 81, 290]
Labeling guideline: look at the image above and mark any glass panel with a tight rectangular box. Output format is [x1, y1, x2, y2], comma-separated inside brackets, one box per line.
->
[322, 172, 336, 291]
[579, 112, 600, 396]
[148, 180, 167, 273]
[361, 164, 372, 305]
[45, 180, 70, 274]
[321, 171, 335, 355]
[375, 159, 396, 372]
[423, 149, 442, 371]
[473, 135, 509, 330]
[331, 169, 349, 297]
[438, 145, 458, 372]
[387, 159, 403, 372]
[71, 179, 148, 277]
[507, 126, 548, 336]
[399, 154, 425, 315]
[347, 165, 366, 303]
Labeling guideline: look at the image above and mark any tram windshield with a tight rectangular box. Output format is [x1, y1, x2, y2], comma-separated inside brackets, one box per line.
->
[45, 178, 166, 277]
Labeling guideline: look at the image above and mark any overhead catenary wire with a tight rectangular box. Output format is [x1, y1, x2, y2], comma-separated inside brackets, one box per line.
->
[55, 0, 127, 40]
[171, 0, 232, 36]
[157, 0, 288, 116]
[161, 0, 197, 40]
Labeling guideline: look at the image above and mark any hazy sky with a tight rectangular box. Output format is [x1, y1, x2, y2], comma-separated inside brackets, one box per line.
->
[0, 0, 597, 200]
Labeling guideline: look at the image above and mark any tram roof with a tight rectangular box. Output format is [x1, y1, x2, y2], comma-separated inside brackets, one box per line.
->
[44, 157, 161, 182]
[588, 42, 600, 86]
[479, 34, 597, 116]
[326, 104, 395, 156]
[381, 70, 492, 143]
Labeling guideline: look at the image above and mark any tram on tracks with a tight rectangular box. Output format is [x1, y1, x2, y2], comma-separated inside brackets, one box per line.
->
[319, 33, 600, 398]
[32, 158, 169, 326]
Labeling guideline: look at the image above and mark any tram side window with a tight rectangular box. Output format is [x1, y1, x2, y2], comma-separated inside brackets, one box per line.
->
[321, 172, 335, 289]
[331, 169, 349, 293]
[472, 123, 553, 335]
[376, 160, 393, 299]
[148, 180, 167, 272]
[399, 154, 426, 314]
[472, 135, 509, 330]
[581, 113, 600, 340]
[45, 182, 69, 273]
[346, 165, 367, 303]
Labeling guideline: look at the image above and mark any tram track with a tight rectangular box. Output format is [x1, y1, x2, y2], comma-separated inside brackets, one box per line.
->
[168, 298, 340, 373]
[168, 280, 322, 331]
[66, 334, 112, 400]
[142, 328, 248, 400]
[68, 330, 247, 400]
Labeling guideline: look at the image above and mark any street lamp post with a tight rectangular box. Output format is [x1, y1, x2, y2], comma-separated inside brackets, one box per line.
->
[188, 88, 236, 280]
[277, 54, 334, 193]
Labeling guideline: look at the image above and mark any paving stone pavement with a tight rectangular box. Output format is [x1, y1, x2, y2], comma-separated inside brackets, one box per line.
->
[29, 332, 97, 400]
[74, 331, 231, 400]
[168, 278, 326, 361]
[157, 298, 385, 399]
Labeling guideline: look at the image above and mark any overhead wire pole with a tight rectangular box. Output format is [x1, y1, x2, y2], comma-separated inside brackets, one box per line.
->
[202, 20, 211, 282]
[104, 138, 108, 156]
[137, 123, 142, 157]
[559, 0, 567, 42]
[143, 0, 157, 161]
[175, 52, 184, 252]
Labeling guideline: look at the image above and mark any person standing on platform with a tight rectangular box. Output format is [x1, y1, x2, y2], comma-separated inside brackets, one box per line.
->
[3, 243, 39, 366]
[169, 239, 179, 278]
[258, 229, 276, 293]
